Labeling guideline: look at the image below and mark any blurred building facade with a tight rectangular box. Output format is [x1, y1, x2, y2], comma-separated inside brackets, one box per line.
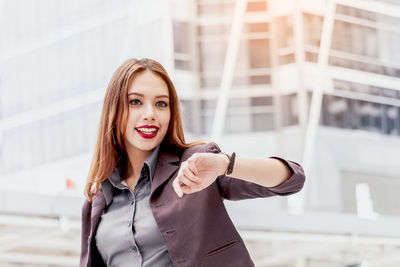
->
[0, 0, 400, 266]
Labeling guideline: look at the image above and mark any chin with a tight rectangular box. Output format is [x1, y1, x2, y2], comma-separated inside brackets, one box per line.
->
[136, 140, 161, 151]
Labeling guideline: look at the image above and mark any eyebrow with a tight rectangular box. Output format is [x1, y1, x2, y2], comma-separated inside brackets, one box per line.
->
[128, 92, 169, 99]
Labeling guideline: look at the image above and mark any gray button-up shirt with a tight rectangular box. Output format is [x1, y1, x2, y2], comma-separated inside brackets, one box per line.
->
[95, 145, 174, 267]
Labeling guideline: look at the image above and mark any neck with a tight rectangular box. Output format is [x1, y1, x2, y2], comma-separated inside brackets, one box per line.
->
[124, 144, 153, 179]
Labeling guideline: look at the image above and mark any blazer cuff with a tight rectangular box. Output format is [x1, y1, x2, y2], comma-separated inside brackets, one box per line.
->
[266, 156, 305, 195]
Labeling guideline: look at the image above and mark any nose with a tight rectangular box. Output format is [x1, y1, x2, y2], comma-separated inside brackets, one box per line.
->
[143, 103, 155, 121]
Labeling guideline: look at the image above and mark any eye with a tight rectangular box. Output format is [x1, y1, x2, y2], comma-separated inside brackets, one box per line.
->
[129, 99, 141, 105]
[156, 101, 168, 107]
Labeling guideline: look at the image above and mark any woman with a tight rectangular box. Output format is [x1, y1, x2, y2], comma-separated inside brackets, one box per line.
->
[80, 58, 305, 267]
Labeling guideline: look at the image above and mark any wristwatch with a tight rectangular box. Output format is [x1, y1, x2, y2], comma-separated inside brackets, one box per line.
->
[224, 152, 236, 176]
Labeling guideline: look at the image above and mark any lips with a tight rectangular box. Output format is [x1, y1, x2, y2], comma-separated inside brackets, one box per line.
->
[135, 125, 159, 139]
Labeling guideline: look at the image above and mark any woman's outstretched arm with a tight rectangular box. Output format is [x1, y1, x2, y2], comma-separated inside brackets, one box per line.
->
[173, 151, 299, 198]
[226, 156, 293, 187]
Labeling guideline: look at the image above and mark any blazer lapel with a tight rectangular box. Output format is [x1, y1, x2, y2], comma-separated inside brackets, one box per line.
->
[90, 190, 106, 235]
[151, 150, 180, 195]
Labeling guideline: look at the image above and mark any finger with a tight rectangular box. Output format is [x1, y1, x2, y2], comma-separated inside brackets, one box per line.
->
[172, 177, 183, 198]
[187, 156, 199, 175]
[181, 185, 194, 195]
[182, 167, 201, 184]
[178, 174, 199, 191]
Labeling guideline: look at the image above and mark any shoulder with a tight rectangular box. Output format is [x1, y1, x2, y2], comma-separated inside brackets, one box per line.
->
[81, 189, 105, 211]
[182, 141, 223, 156]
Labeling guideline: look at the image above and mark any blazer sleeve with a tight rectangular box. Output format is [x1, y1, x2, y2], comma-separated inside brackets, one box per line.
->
[80, 198, 107, 267]
[80, 200, 91, 267]
[206, 142, 306, 201]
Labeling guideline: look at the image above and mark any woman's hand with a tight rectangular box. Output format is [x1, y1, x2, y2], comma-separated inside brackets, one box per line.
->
[173, 153, 229, 197]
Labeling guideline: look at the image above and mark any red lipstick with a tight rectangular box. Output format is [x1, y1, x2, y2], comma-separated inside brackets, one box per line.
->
[135, 125, 159, 139]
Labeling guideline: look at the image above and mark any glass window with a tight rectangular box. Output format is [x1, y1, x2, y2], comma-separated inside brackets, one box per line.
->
[198, 24, 229, 37]
[336, 4, 377, 22]
[248, 39, 271, 68]
[201, 114, 213, 135]
[173, 21, 191, 54]
[379, 30, 400, 70]
[305, 52, 318, 63]
[197, 2, 235, 16]
[200, 76, 221, 88]
[279, 53, 295, 65]
[276, 15, 294, 49]
[246, 1, 268, 12]
[342, 171, 400, 217]
[251, 96, 273, 106]
[228, 97, 250, 108]
[250, 75, 271, 85]
[201, 99, 217, 109]
[281, 93, 299, 126]
[180, 99, 195, 133]
[173, 21, 192, 71]
[332, 21, 378, 57]
[247, 22, 269, 33]
[320, 97, 393, 135]
[225, 113, 251, 133]
[252, 113, 273, 131]
[199, 41, 227, 73]
[174, 60, 191, 70]
[329, 57, 400, 77]
[303, 13, 323, 48]
[321, 95, 351, 129]
[383, 105, 400, 135]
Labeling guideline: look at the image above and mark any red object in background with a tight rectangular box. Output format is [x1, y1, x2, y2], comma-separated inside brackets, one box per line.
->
[65, 178, 76, 190]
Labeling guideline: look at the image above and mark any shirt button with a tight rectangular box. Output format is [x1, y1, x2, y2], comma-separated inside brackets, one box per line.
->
[128, 222, 132, 227]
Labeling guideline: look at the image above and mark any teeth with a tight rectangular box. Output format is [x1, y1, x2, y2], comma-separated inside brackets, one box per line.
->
[137, 128, 158, 134]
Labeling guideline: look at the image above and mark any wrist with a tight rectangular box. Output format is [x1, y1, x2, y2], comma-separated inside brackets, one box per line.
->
[221, 154, 230, 176]
[223, 152, 236, 176]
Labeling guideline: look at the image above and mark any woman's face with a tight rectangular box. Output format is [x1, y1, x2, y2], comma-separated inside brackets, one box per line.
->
[123, 70, 171, 154]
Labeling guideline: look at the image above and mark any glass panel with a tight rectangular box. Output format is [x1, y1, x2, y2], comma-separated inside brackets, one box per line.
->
[281, 93, 299, 126]
[248, 39, 271, 68]
[252, 113, 274, 131]
[336, 4, 377, 22]
[173, 21, 191, 54]
[383, 105, 399, 135]
[331, 21, 378, 57]
[251, 96, 273, 106]
[199, 41, 226, 73]
[342, 171, 400, 217]
[247, 22, 269, 33]
[329, 57, 400, 78]
[175, 59, 191, 70]
[279, 53, 295, 65]
[305, 52, 318, 63]
[321, 95, 350, 129]
[197, 2, 235, 16]
[246, 1, 268, 12]
[320, 94, 400, 136]
[225, 113, 251, 133]
[250, 75, 271, 85]
[303, 13, 323, 47]
[201, 99, 217, 109]
[198, 24, 230, 37]
[180, 100, 194, 133]
[276, 15, 294, 49]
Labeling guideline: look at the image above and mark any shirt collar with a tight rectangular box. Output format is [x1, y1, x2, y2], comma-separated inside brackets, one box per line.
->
[101, 145, 161, 206]
[146, 144, 160, 183]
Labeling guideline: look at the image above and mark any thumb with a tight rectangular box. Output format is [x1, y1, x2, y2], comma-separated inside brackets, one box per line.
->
[172, 177, 183, 198]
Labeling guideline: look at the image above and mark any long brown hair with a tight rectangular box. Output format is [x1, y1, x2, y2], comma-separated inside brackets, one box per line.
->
[84, 58, 205, 201]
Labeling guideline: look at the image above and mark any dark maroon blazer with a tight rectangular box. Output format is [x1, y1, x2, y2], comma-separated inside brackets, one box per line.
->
[80, 142, 305, 267]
